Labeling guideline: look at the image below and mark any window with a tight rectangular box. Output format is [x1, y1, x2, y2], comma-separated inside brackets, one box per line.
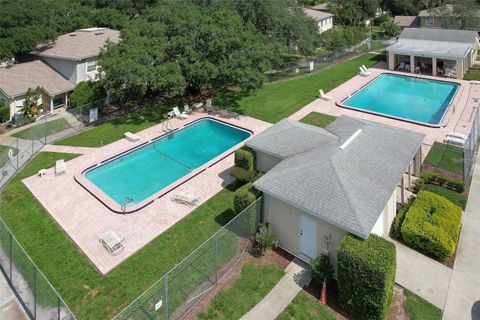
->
[86, 59, 97, 73]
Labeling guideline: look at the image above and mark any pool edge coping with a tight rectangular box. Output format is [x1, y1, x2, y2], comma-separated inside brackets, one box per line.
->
[335, 72, 462, 128]
[74, 116, 253, 214]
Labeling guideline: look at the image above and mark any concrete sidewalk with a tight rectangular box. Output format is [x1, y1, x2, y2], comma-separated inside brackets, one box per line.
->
[0, 273, 28, 320]
[241, 258, 311, 320]
[390, 239, 452, 309]
[443, 160, 480, 320]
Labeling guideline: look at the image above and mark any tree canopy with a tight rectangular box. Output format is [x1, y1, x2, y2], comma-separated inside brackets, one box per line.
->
[99, 1, 275, 100]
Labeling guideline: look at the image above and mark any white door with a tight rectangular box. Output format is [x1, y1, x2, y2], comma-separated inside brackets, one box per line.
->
[299, 213, 317, 259]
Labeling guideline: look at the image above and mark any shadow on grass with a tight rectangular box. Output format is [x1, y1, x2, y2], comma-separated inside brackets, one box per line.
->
[213, 91, 251, 115]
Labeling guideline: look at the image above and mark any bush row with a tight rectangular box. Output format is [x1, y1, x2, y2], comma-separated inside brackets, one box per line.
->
[338, 234, 396, 320]
[414, 171, 464, 193]
[233, 182, 261, 214]
[401, 191, 462, 262]
[423, 184, 467, 210]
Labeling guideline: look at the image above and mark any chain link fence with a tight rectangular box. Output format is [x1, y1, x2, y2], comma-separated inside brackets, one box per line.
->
[0, 217, 76, 320]
[113, 197, 262, 320]
[464, 104, 480, 184]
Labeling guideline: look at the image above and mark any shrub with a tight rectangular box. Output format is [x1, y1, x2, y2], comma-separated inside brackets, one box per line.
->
[255, 223, 277, 250]
[70, 81, 106, 109]
[234, 182, 257, 214]
[230, 166, 255, 183]
[0, 105, 9, 123]
[391, 196, 415, 238]
[401, 191, 462, 262]
[420, 172, 465, 193]
[338, 234, 396, 320]
[423, 184, 467, 209]
[234, 147, 255, 172]
[310, 254, 334, 285]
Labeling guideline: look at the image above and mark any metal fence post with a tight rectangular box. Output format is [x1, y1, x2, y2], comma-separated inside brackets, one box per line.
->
[33, 265, 37, 319]
[16, 139, 19, 170]
[57, 297, 61, 320]
[215, 233, 218, 284]
[164, 274, 168, 320]
[9, 232, 12, 280]
[31, 139, 34, 157]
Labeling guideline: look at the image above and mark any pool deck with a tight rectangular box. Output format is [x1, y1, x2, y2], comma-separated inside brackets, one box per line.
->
[22, 110, 271, 274]
[290, 62, 480, 147]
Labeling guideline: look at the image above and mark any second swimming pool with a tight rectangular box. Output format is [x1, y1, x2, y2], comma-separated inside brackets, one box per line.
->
[340, 73, 460, 126]
[83, 118, 251, 208]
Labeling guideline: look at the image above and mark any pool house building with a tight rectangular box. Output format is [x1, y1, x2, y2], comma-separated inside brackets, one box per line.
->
[386, 28, 480, 79]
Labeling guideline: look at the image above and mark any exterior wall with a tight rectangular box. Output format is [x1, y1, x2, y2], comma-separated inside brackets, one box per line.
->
[41, 57, 78, 84]
[371, 189, 397, 237]
[255, 151, 282, 173]
[318, 17, 333, 33]
[76, 58, 99, 84]
[263, 194, 347, 274]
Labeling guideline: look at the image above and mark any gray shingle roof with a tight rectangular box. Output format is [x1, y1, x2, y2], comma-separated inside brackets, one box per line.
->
[0, 60, 75, 97]
[394, 16, 420, 28]
[35, 28, 120, 61]
[251, 116, 424, 238]
[246, 119, 339, 159]
[386, 28, 479, 59]
[304, 8, 334, 21]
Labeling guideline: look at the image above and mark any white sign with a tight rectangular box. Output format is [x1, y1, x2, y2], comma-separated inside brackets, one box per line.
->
[89, 107, 98, 123]
[309, 61, 314, 71]
[155, 300, 163, 311]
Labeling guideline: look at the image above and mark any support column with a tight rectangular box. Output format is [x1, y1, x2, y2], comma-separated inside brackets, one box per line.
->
[414, 148, 422, 176]
[456, 59, 464, 79]
[400, 175, 405, 205]
[388, 52, 395, 70]
[410, 55, 415, 73]
[432, 57, 437, 76]
[50, 96, 54, 113]
[408, 162, 412, 188]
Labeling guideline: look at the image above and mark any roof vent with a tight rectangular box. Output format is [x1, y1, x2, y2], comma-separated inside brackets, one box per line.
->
[69, 33, 77, 37]
[339, 129, 362, 150]
[94, 32, 105, 35]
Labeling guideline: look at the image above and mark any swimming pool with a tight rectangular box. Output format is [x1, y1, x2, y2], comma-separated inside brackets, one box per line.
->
[82, 118, 251, 211]
[340, 74, 460, 126]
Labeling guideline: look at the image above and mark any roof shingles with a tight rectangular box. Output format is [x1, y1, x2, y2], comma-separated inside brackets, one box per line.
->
[250, 116, 424, 238]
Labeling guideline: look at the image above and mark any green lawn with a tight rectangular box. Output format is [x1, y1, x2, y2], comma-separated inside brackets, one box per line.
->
[464, 69, 480, 81]
[424, 142, 464, 174]
[404, 289, 442, 320]
[276, 291, 335, 320]
[0, 151, 240, 319]
[12, 118, 71, 140]
[300, 112, 337, 128]
[54, 102, 173, 147]
[198, 262, 285, 320]
[214, 54, 380, 123]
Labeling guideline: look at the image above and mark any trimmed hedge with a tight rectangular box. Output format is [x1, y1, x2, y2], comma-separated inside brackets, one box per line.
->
[234, 147, 256, 172]
[234, 182, 258, 214]
[338, 234, 396, 320]
[418, 172, 464, 193]
[230, 166, 255, 183]
[0, 105, 9, 123]
[423, 184, 467, 210]
[391, 196, 415, 239]
[401, 191, 461, 262]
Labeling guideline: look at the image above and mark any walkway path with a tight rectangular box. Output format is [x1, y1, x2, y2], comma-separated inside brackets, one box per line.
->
[0, 273, 28, 320]
[443, 160, 480, 320]
[42, 144, 97, 155]
[240, 258, 311, 320]
[390, 239, 452, 309]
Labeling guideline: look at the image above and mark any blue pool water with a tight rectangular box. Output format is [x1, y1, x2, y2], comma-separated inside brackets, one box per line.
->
[342, 74, 459, 126]
[84, 119, 251, 206]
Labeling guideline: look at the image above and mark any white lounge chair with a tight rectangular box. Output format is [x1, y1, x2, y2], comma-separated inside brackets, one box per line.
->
[173, 106, 188, 119]
[124, 132, 140, 142]
[437, 67, 444, 76]
[444, 136, 465, 147]
[359, 66, 371, 77]
[171, 194, 200, 206]
[447, 131, 468, 141]
[361, 65, 371, 72]
[398, 62, 405, 71]
[99, 230, 125, 255]
[319, 89, 332, 101]
[55, 159, 66, 176]
[183, 104, 193, 114]
[205, 99, 213, 113]
[192, 102, 204, 110]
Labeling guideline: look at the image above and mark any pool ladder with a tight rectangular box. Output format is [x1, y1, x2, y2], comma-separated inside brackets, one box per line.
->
[121, 197, 133, 214]
[162, 120, 174, 132]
